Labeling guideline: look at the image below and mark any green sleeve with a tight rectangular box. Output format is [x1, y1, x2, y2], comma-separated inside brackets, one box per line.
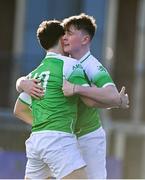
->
[68, 67, 89, 86]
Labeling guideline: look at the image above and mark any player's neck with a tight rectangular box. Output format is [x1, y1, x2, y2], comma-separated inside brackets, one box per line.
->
[47, 49, 61, 54]
[47, 42, 63, 55]
[71, 46, 90, 60]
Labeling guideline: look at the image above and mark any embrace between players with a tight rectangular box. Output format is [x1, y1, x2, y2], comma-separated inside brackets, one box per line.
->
[14, 13, 129, 179]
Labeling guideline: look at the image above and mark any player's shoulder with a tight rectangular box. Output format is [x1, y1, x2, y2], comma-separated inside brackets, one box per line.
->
[83, 55, 103, 71]
[89, 55, 102, 66]
[59, 55, 81, 69]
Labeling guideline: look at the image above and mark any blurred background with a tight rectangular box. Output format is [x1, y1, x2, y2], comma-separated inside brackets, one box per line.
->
[0, 0, 145, 178]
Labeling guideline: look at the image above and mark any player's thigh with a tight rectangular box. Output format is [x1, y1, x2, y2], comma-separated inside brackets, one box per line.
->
[25, 158, 52, 179]
[63, 166, 87, 179]
[44, 140, 86, 179]
[25, 135, 52, 179]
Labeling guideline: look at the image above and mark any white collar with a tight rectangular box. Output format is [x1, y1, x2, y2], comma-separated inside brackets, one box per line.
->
[79, 51, 91, 63]
[46, 52, 61, 57]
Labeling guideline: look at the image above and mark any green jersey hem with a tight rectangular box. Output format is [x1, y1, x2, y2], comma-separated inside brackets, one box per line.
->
[32, 126, 75, 134]
[76, 124, 101, 137]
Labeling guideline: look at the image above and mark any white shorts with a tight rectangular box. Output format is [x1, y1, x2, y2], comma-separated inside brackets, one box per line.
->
[78, 127, 107, 179]
[25, 131, 86, 179]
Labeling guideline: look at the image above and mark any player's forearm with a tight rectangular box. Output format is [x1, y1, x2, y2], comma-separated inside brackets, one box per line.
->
[16, 77, 44, 99]
[81, 96, 115, 108]
[93, 101, 116, 108]
[74, 85, 121, 107]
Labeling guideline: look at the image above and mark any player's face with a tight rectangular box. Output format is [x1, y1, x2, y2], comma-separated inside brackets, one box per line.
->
[62, 25, 85, 57]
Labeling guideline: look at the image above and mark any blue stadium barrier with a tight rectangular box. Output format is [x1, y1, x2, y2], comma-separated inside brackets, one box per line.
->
[0, 151, 26, 179]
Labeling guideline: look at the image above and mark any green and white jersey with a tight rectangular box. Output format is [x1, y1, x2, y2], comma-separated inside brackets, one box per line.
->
[21, 52, 88, 134]
[75, 51, 115, 137]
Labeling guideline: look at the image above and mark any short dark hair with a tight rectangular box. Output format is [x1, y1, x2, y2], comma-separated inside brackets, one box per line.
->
[63, 13, 97, 40]
[37, 20, 65, 50]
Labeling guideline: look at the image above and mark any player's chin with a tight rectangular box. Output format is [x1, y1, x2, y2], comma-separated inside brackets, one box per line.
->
[63, 46, 70, 54]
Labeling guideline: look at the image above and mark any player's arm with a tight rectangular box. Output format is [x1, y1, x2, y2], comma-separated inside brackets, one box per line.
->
[62, 80, 129, 109]
[62, 80, 111, 108]
[16, 76, 44, 99]
[77, 85, 129, 109]
[79, 95, 116, 108]
[13, 93, 33, 125]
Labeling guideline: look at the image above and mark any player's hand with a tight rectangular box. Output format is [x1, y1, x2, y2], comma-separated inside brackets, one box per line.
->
[20, 79, 44, 99]
[119, 86, 129, 109]
[62, 80, 75, 96]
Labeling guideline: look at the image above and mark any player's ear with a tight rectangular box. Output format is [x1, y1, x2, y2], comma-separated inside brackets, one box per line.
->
[82, 34, 90, 45]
